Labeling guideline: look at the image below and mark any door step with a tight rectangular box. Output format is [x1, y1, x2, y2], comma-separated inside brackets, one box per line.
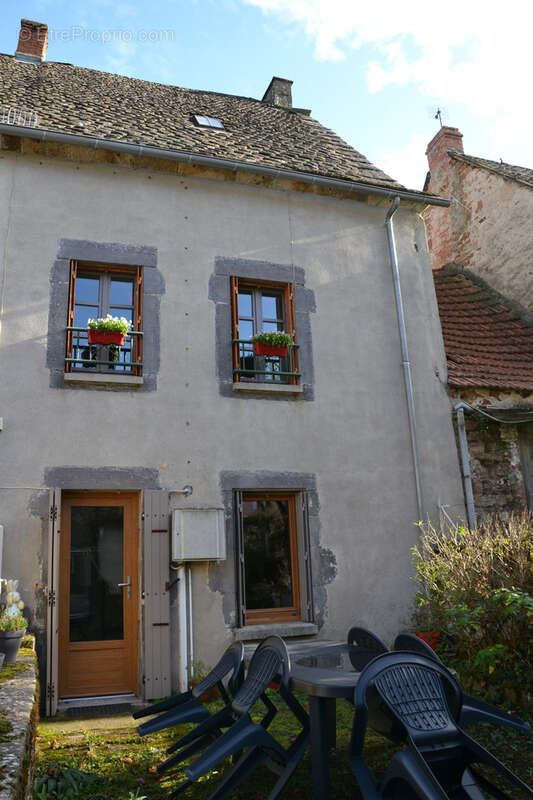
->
[58, 693, 141, 717]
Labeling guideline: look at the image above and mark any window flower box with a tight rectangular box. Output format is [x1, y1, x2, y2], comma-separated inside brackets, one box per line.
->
[86, 314, 131, 347]
[251, 331, 293, 358]
[87, 330, 126, 346]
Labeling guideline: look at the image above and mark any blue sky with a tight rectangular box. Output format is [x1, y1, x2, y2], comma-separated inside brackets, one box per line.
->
[2, 0, 532, 190]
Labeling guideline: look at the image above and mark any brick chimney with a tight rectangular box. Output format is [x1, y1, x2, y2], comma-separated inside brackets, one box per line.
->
[426, 126, 463, 175]
[15, 19, 48, 63]
[423, 126, 465, 271]
[262, 77, 293, 109]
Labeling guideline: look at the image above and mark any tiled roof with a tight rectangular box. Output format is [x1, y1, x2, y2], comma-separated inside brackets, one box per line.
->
[0, 54, 405, 191]
[451, 152, 533, 190]
[434, 266, 533, 391]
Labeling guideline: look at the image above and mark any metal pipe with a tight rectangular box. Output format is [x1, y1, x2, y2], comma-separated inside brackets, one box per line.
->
[187, 566, 194, 678]
[0, 123, 450, 208]
[455, 405, 476, 529]
[169, 486, 193, 496]
[177, 564, 188, 692]
[386, 197, 425, 522]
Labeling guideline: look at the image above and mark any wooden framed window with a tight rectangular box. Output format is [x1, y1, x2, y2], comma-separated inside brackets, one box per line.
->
[65, 262, 143, 376]
[234, 490, 313, 626]
[230, 277, 299, 385]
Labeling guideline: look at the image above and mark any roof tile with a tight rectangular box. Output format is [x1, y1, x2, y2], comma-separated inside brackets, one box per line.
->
[0, 55, 405, 191]
[434, 266, 533, 391]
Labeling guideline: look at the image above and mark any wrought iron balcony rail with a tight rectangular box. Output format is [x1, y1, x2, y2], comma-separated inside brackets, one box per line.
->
[232, 339, 300, 384]
[65, 326, 143, 372]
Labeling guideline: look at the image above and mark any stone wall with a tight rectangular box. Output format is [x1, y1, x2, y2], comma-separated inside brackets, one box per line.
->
[0, 647, 38, 800]
[463, 415, 528, 520]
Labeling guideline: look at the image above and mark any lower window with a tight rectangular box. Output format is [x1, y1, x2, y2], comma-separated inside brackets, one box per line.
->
[234, 490, 312, 625]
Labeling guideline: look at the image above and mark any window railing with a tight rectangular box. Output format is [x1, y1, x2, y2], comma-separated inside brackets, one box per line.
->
[232, 339, 300, 384]
[65, 327, 143, 373]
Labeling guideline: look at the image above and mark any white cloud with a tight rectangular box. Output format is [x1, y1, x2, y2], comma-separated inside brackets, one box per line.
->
[243, 0, 533, 171]
[374, 133, 430, 191]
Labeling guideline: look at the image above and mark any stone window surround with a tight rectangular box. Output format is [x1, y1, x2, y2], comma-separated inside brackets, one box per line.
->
[46, 239, 163, 391]
[209, 257, 315, 400]
[211, 471, 330, 632]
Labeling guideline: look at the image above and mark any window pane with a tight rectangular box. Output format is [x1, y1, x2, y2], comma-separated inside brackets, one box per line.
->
[110, 279, 134, 307]
[243, 499, 294, 610]
[75, 277, 99, 304]
[262, 321, 279, 333]
[69, 506, 124, 642]
[262, 294, 282, 321]
[109, 307, 133, 325]
[238, 291, 252, 318]
[74, 305, 99, 327]
[239, 320, 253, 340]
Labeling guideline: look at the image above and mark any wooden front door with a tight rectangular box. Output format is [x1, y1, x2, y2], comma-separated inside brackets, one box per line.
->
[59, 492, 139, 698]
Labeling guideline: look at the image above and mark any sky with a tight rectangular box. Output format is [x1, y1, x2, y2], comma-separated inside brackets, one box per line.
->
[1, 0, 532, 190]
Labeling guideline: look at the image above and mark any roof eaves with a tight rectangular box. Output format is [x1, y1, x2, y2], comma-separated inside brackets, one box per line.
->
[0, 122, 450, 207]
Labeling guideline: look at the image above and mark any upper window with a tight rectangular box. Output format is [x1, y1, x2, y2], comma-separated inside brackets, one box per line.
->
[65, 262, 143, 376]
[230, 277, 300, 386]
[235, 491, 312, 626]
[192, 115, 224, 129]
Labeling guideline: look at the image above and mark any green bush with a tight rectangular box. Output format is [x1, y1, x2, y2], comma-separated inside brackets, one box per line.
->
[411, 512, 533, 706]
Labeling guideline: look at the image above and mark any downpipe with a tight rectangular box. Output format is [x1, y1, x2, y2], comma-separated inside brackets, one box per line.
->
[386, 197, 425, 522]
[177, 564, 188, 692]
[454, 403, 476, 529]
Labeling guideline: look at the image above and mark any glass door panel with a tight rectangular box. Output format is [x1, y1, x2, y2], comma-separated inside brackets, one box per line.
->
[69, 506, 124, 642]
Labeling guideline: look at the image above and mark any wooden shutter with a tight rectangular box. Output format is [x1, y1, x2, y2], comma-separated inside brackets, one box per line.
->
[234, 491, 246, 627]
[230, 276, 240, 383]
[143, 490, 171, 700]
[65, 261, 77, 373]
[46, 488, 61, 716]
[134, 266, 143, 377]
[300, 491, 314, 622]
[285, 283, 299, 385]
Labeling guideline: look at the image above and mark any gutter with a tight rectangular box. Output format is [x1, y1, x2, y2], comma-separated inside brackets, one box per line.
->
[0, 123, 450, 208]
[386, 197, 425, 522]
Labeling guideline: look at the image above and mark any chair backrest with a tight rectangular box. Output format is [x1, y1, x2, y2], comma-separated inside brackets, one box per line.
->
[191, 641, 244, 700]
[231, 636, 290, 716]
[393, 632, 444, 666]
[347, 626, 388, 653]
[352, 653, 462, 753]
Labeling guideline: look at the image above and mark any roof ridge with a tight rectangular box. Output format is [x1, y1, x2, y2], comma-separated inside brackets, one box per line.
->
[450, 151, 533, 190]
[0, 52, 304, 114]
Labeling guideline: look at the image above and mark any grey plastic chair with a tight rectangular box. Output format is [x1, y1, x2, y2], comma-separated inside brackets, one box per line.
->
[346, 626, 389, 673]
[350, 651, 532, 799]
[133, 641, 245, 738]
[394, 632, 531, 735]
[167, 635, 309, 800]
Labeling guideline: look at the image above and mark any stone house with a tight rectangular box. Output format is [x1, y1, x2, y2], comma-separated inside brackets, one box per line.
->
[423, 126, 533, 523]
[0, 19, 464, 714]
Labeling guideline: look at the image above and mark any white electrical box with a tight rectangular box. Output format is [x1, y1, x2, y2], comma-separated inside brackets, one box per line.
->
[171, 508, 226, 562]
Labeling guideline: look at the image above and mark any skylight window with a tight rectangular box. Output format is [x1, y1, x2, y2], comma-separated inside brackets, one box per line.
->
[193, 115, 224, 130]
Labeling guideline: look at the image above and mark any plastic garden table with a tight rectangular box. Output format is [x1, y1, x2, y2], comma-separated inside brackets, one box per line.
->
[289, 641, 377, 800]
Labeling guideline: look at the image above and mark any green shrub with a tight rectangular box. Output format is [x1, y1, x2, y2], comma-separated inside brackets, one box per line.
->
[411, 512, 533, 706]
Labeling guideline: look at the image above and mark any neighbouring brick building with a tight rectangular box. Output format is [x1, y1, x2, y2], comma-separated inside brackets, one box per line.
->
[424, 127, 533, 522]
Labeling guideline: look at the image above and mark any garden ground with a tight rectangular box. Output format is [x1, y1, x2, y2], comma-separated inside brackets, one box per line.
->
[34, 691, 533, 799]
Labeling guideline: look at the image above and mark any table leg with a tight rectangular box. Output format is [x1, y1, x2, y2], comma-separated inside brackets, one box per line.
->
[308, 696, 336, 800]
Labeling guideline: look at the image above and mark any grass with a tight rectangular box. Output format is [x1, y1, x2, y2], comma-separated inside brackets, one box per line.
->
[34, 690, 533, 799]
[0, 714, 12, 742]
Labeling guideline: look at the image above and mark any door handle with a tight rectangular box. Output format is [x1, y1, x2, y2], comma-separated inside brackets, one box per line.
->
[118, 576, 131, 600]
